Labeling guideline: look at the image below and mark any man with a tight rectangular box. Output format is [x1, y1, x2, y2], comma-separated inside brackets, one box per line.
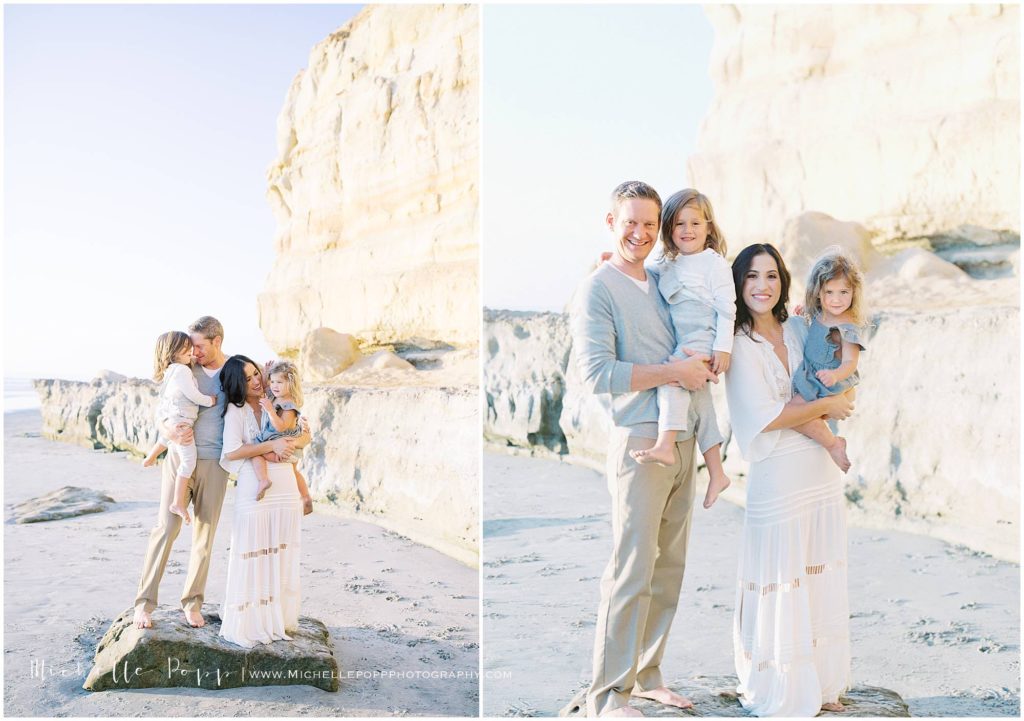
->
[573, 182, 718, 717]
[132, 316, 299, 629]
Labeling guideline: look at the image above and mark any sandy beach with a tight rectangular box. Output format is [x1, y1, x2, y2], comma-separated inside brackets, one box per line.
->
[3, 409, 479, 717]
[482, 451, 1020, 717]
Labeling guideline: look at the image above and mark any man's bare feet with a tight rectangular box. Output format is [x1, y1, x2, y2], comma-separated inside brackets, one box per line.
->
[630, 445, 675, 467]
[825, 436, 851, 473]
[133, 607, 152, 629]
[256, 478, 272, 502]
[184, 608, 205, 628]
[632, 686, 694, 710]
[703, 470, 731, 509]
[821, 700, 845, 713]
[301, 495, 313, 516]
[600, 705, 644, 717]
[169, 503, 191, 525]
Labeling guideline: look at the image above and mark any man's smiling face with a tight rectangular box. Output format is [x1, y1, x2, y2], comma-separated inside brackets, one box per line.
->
[607, 197, 660, 267]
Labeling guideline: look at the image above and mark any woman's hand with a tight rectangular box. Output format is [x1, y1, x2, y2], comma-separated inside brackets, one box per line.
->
[271, 437, 296, 460]
[711, 351, 731, 375]
[822, 392, 854, 421]
[816, 369, 839, 387]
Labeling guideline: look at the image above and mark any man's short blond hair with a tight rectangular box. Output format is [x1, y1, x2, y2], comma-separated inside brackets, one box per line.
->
[609, 180, 662, 216]
[188, 315, 224, 342]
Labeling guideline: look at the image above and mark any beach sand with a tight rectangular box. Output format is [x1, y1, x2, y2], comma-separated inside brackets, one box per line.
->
[482, 452, 1020, 717]
[3, 410, 479, 717]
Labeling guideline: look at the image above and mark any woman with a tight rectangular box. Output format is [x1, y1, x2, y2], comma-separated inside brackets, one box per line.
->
[724, 244, 854, 716]
[218, 354, 303, 647]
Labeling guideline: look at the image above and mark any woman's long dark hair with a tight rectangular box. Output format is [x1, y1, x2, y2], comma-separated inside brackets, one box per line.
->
[732, 243, 791, 339]
[220, 354, 262, 417]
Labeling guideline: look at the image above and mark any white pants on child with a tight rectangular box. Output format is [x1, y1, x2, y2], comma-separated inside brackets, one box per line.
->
[169, 438, 198, 480]
[656, 383, 725, 455]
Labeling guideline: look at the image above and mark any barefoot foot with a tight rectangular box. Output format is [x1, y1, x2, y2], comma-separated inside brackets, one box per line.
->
[632, 686, 693, 710]
[184, 608, 205, 628]
[301, 495, 313, 516]
[601, 706, 644, 717]
[703, 471, 731, 509]
[826, 436, 851, 473]
[169, 503, 191, 525]
[630, 446, 675, 467]
[142, 455, 157, 468]
[133, 607, 152, 629]
[821, 701, 845, 713]
[255, 478, 272, 501]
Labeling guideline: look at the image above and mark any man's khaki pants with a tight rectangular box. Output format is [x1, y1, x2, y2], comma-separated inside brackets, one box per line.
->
[134, 446, 229, 614]
[586, 432, 697, 717]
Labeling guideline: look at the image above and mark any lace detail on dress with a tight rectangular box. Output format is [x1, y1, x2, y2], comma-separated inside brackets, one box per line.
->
[233, 595, 276, 611]
[742, 634, 848, 671]
[240, 543, 289, 560]
[741, 560, 847, 595]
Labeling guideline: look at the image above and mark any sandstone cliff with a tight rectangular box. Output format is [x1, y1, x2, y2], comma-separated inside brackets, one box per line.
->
[688, 4, 1020, 272]
[259, 4, 479, 354]
[35, 372, 478, 565]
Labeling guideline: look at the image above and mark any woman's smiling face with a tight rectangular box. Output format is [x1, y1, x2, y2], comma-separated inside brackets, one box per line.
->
[742, 252, 782, 317]
[243, 363, 264, 399]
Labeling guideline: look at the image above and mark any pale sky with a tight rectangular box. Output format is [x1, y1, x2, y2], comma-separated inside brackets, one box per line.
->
[4, 4, 362, 381]
[482, 4, 714, 313]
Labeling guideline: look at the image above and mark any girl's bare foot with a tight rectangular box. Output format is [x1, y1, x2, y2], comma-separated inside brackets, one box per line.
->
[142, 455, 157, 468]
[301, 495, 313, 516]
[631, 444, 675, 466]
[825, 436, 851, 473]
[169, 503, 191, 525]
[133, 607, 152, 629]
[703, 470, 731, 509]
[821, 701, 844, 713]
[256, 478, 272, 501]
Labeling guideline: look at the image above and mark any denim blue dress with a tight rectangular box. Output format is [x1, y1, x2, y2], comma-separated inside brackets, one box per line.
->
[255, 399, 303, 460]
[792, 315, 866, 402]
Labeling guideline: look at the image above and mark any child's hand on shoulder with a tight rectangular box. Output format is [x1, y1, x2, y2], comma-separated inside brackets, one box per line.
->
[259, 397, 275, 413]
[599, 251, 613, 264]
[816, 369, 838, 387]
[711, 351, 731, 375]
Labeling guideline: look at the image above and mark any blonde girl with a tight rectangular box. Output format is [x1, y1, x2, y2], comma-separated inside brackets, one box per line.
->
[143, 331, 217, 525]
[791, 247, 868, 473]
[631, 188, 736, 510]
[252, 361, 313, 513]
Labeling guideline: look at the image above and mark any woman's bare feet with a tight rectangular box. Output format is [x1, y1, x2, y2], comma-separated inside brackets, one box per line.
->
[631, 444, 675, 467]
[824, 436, 851, 473]
[184, 608, 205, 628]
[133, 607, 152, 629]
[255, 477, 272, 501]
[703, 469, 731, 509]
[632, 686, 694, 710]
[301, 495, 313, 516]
[821, 700, 845, 713]
[169, 503, 191, 525]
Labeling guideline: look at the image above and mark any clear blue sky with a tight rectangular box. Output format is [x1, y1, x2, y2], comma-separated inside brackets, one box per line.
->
[4, 4, 362, 381]
[482, 4, 714, 313]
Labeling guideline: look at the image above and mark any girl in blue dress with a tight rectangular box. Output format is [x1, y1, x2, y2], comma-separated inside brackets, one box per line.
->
[792, 247, 867, 473]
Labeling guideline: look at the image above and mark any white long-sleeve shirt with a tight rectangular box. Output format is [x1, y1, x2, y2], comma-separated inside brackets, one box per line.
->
[155, 362, 214, 427]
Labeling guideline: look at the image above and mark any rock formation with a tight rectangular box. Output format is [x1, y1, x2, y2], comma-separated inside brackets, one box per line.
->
[258, 4, 479, 354]
[688, 4, 1020, 269]
[84, 606, 338, 692]
[558, 675, 910, 716]
[11, 486, 115, 524]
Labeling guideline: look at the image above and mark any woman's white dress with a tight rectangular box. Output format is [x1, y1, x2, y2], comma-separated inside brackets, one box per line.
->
[724, 318, 851, 716]
[219, 402, 302, 647]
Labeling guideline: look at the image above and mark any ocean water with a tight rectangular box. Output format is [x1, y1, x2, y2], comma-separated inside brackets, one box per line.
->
[4, 378, 41, 413]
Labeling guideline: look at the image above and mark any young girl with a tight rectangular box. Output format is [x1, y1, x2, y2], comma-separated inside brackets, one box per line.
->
[630, 188, 736, 510]
[143, 331, 217, 525]
[251, 361, 313, 513]
[791, 247, 867, 473]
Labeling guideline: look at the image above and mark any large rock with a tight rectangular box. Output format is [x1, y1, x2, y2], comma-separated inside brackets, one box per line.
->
[301, 384, 478, 565]
[300, 327, 361, 381]
[84, 606, 338, 692]
[11, 486, 115, 523]
[558, 675, 909, 716]
[483, 302, 1019, 561]
[689, 5, 1020, 259]
[258, 4, 479, 354]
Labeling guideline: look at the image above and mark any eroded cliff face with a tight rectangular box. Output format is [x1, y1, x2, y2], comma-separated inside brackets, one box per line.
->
[259, 4, 479, 354]
[688, 4, 1020, 270]
[483, 279, 1020, 562]
[34, 376, 478, 563]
